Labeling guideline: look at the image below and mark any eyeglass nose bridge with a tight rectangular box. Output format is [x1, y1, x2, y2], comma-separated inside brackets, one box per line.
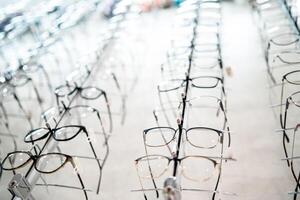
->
[45, 122, 51, 129]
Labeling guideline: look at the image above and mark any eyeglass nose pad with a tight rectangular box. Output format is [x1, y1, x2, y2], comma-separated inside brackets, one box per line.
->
[176, 117, 182, 125]
[45, 122, 51, 129]
[181, 92, 185, 98]
[69, 158, 79, 174]
[208, 163, 221, 181]
[152, 110, 158, 121]
[60, 100, 68, 110]
[295, 124, 300, 132]
[17, 58, 23, 66]
[73, 82, 79, 88]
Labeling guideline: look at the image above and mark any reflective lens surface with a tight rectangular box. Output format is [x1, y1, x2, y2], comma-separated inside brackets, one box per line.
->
[80, 87, 103, 99]
[55, 85, 75, 97]
[186, 128, 220, 148]
[181, 156, 216, 181]
[192, 77, 220, 88]
[158, 80, 184, 92]
[54, 126, 82, 141]
[286, 71, 300, 84]
[24, 128, 50, 142]
[35, 153, 67, 173]
[2, 152, 31, 170]
[136, 155, 169, 178]
[145, 127, 176, 147]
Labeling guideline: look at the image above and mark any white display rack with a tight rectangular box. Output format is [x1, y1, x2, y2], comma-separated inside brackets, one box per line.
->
[8, 1, 133, 199]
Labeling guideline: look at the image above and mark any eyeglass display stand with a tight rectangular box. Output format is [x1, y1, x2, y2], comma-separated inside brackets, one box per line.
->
[8, 173, 36, 200]
[163, 177, 181, 200]
[5, 4, 129, 200]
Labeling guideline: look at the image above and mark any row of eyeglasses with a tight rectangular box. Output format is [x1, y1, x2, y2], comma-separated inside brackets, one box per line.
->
[0, 0, 142, 199]
[0, 0, 104, 67]
[253, 0, 300, 198]
[0, 0, 109, 148]
[134, 0, 235, 200]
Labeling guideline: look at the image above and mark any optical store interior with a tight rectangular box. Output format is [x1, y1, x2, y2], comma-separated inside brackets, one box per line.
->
[1, 0, 300, 199]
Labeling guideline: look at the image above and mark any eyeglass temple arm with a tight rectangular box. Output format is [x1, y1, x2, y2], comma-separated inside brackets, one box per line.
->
[13, 93, 33, 129]
[96, 111, 110, 142]
[218, 100, 231, 148]
[28, 78, 44, 108]
[279, 98, 290, 142]
[182, 188, 237, 196]
[280, 99, 291, 166]
[103, 92, 113, 133]
[131, 188, 237, 196]
[70, 159, 88, 200]
[293, 168, 300, 198]
[38, 64, 54, 105]
[109, 72, 127, 125]
[0, 102, 9, 125]
[226, 126, 231, 148]
[152, 110, 173, 155]
[83, 128, 103, 194]
[141, 131, 161, 199]
[134, 162, 159, 200]
[212, 163, 221, 200]
[35, 183, 93, 192]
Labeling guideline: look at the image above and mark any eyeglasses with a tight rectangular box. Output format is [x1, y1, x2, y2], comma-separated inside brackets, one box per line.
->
[24, 125, 89, 143]
[157, 75, 226, 112]
[0, 1, 136, 199]
[135, 154, 228, 181]
[64, 105, 110, 137]
[0, 76, 42, 129]
[143, 126, 227, 149]
[16, 59, 53, 97]
[270, 71, 300, 150]
[158, 76, 224, 92]
[166, 55, 222, 75]
[54, 84, 112, 132]
[55, 84, 106, 102]
[266, 51, 300, 84]
[23, 124, 104, 194]
[134, 1, 231, 199]
[2, 151, 88, 200]
[154, 95, 229, 132]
